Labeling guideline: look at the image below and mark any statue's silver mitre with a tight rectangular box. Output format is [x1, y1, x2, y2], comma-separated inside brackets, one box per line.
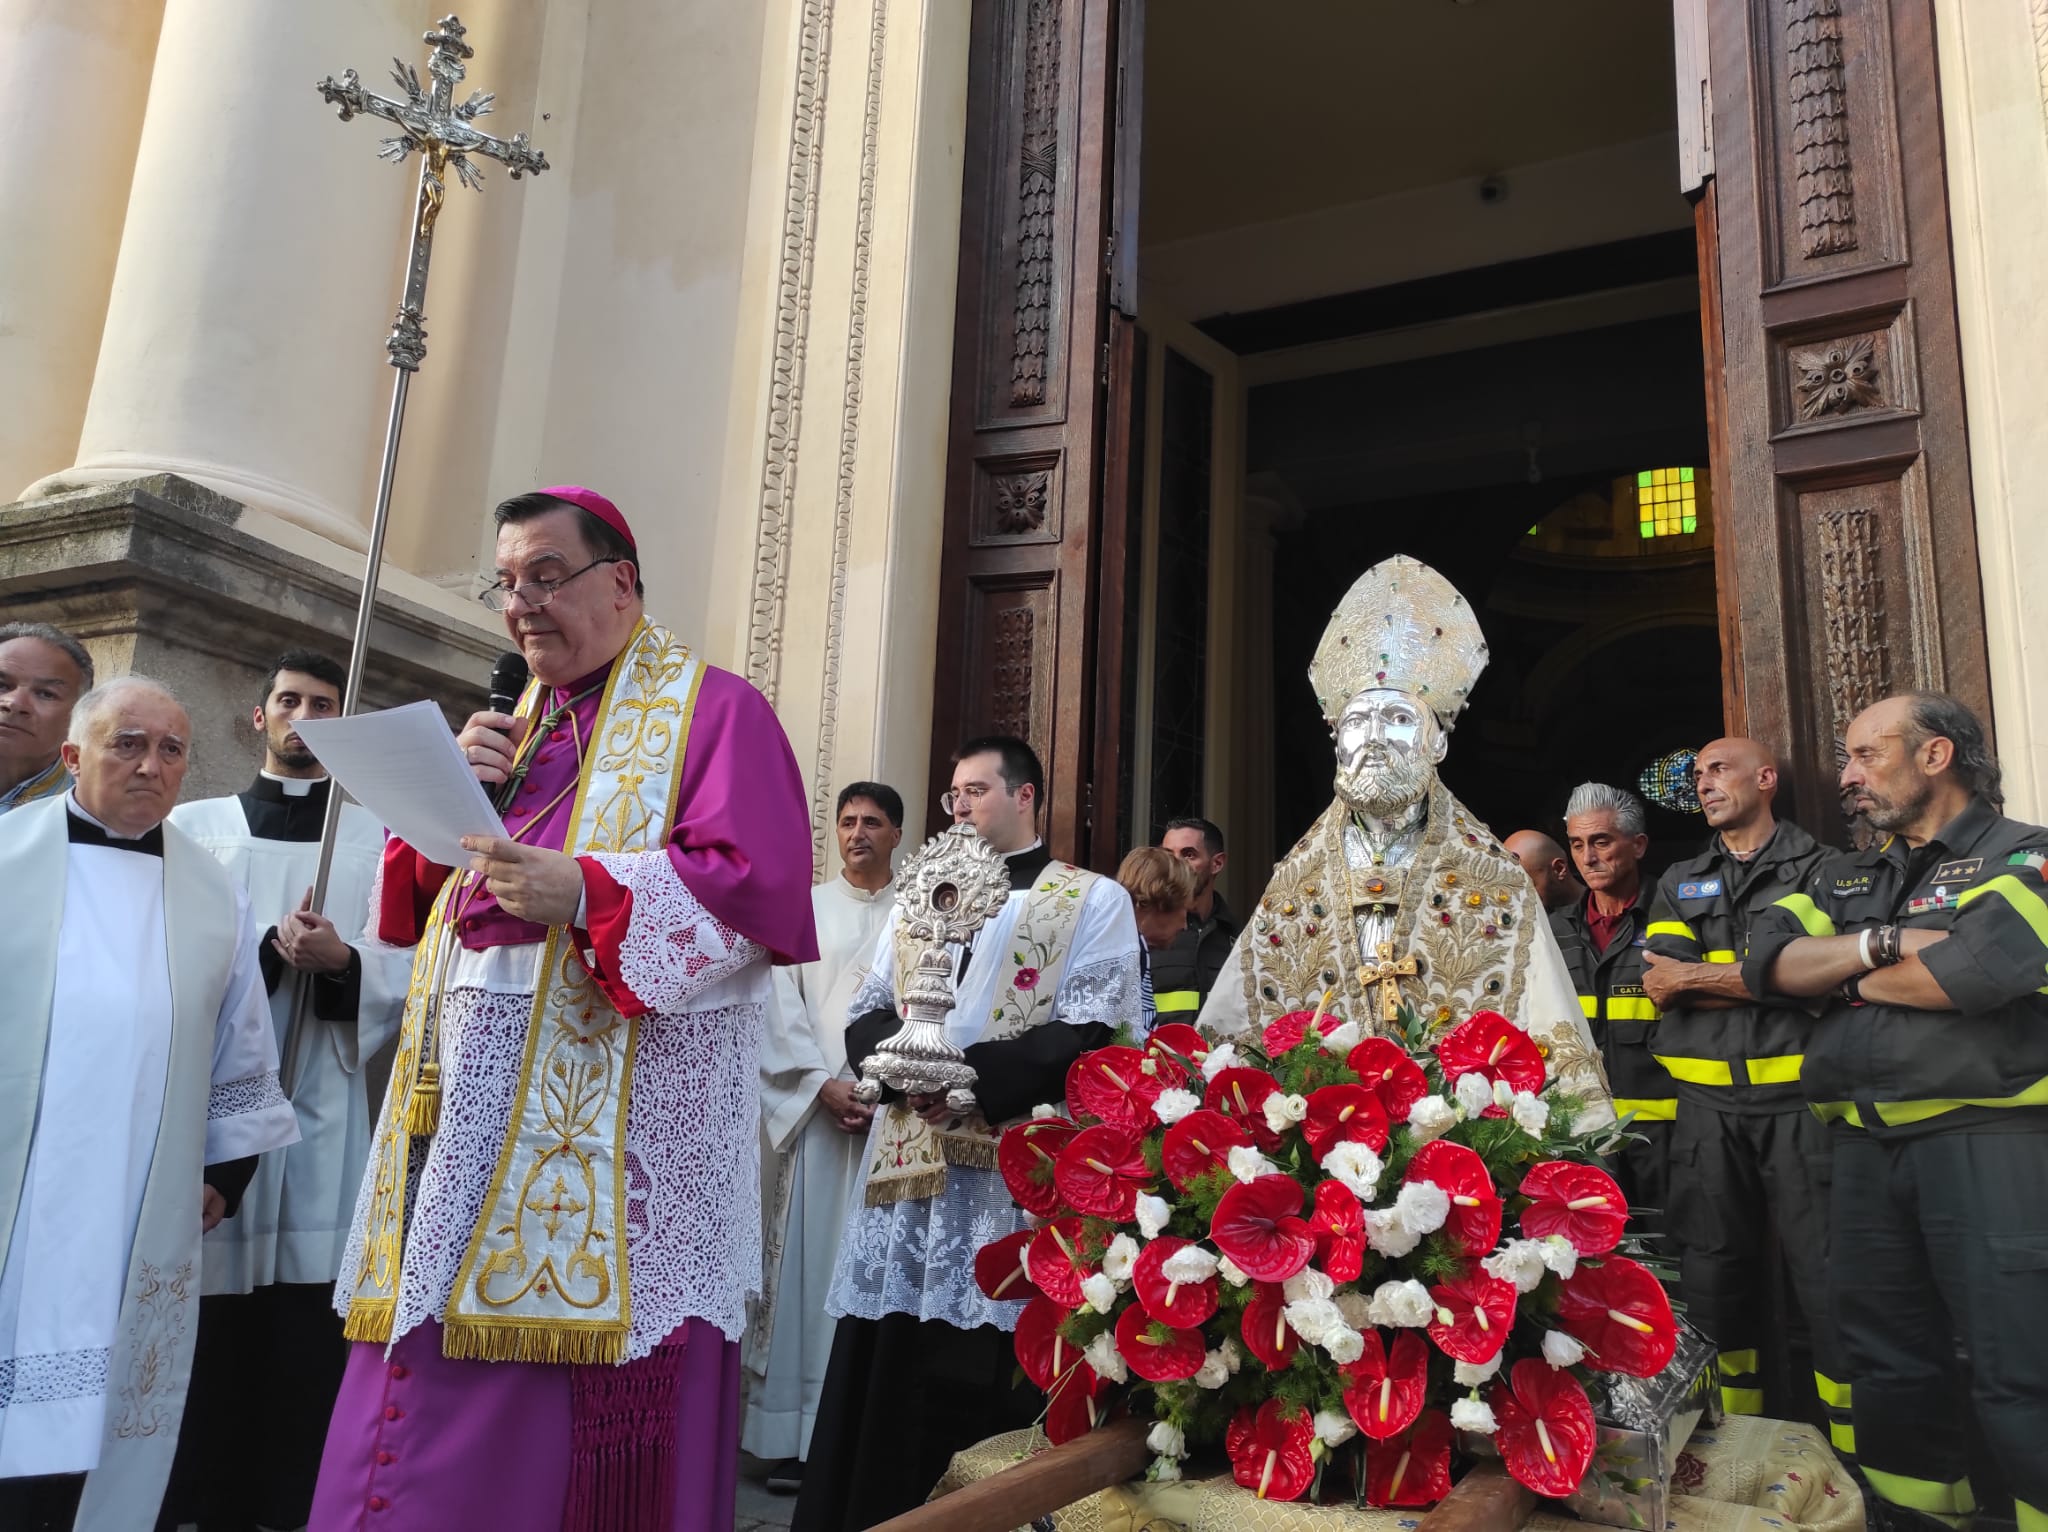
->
[853, 822, 1014, 1111]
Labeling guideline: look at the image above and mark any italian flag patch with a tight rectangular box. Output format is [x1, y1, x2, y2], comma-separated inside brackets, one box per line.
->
[2009, 851, 2048, 873]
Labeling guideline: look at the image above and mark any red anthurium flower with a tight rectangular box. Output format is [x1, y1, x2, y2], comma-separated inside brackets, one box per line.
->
[1025, 1216, 1096, 1308]
[1132, 1236, 1219, 1328]
[1053, 1124, 1151, 1221]
[1302, 1083, 1391, 1161]
[997, 1118, 1079, 1219]
[1364, 1410, 1454, 1507]
[1240, 1281, 1302, 1371]
[1147, 1022, 1210, 1072]
[1067, 1046, 1167, 1130]
[1114, 1302, 1206, 1383]
[1225, 1403, 1255, 1463]
[1205, 1067, 1285, 1151]
[1341, 1328, 1429, 1440]
[1556, 1254, 1677, 1378]
[1013, 1294, 1078, 1390]
[1346, 1037, 1431, 1124]
[1262, 1007, 1347, 1056]
[1211, 1174, 1316, 1282]
[1043, 1356, 1105, 1445]
[1435, 1011, 1547, 1104]
[1310, 1178, 1366, 1283]
[1492, 1358, 1598, 1498]
[1227, 1400, 1317, 1502]
[1518, 1160, 1628, 1255]
[1404, 1139, 1503, 1255]
[972, 1229, 1041, 1305]
[1160, 1109, 1253, 1192]
[1425, 1266, 1517, 1363]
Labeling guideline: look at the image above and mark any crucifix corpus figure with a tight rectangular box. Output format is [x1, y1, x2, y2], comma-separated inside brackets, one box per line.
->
[1197, 555, 1614, 1126]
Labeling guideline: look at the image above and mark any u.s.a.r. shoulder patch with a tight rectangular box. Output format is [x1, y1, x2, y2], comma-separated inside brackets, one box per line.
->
[1832, 872, 1876, 896]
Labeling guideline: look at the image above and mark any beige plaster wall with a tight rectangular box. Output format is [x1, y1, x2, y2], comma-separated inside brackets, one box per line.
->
[1933, 0, 2048, 821]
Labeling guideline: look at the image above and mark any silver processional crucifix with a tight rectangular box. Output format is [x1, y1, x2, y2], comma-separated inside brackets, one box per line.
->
[283, 15, 548, 1091]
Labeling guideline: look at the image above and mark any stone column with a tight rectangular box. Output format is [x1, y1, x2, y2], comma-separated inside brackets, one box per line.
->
[0, 0, 165, 498]
[21, 0, 423, 549]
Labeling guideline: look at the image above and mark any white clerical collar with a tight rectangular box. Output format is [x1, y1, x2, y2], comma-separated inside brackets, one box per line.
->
[260, 769, 321, 797]
[65, 791, 154, 841]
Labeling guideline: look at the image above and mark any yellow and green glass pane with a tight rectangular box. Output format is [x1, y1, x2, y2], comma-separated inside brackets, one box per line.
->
[1637, 466, 1698, 538]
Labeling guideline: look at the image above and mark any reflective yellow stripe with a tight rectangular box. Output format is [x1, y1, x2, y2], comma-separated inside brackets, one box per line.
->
[1654, 1054, 1735, 1087]
[1154, 991, 1200, 1013]
[1607, 997, 1659, 1022]
[1646, 921, 1697, 940]
[1814, 1371, 1852, 1408]
[2016, 1499, 2047, 1532]
[1812, 1101, 1863, 1126]
[1614, 1097, 1677, 1121]
[1830, 1420, 1857, 1455]
[1774, 893, 1837, 938]
[1722, 1386, 1765, 1415]
[1866, 1468, 1976, 1520]
[1820, 1072, 2048, 1128]
[1579, 995, 1597, 1019]
[1958, 874, 2048, 953]
[1747, 1054, 1805, 1085]
[1704, 949, 1737, 964]
[1719, 1349, 1760, 1377]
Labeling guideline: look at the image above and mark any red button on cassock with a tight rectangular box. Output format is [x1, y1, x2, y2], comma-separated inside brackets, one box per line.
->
[377, 1451, 395, 1466]
[369, 1495, 388, 1512]
[384, 1405, 402, 1422]
[390, 1364, 408, 1380]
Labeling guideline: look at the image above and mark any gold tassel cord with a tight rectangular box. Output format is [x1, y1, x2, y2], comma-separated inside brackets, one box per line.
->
[402, 1061, 443, 1136]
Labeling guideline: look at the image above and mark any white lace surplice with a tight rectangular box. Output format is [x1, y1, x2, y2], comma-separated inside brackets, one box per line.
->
[334, 855, 769, 1361]
[825, 874, 1141, 1332]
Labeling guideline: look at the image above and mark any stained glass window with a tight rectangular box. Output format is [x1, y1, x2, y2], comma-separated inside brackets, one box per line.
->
[1637, 466, 1698, 538]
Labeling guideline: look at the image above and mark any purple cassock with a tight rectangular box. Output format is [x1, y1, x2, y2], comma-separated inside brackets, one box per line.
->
[310, 659, 818, 1532]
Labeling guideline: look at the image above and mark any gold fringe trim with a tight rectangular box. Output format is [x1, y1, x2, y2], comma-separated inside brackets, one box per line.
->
[343, 1299, 395, 1344]
[938, 1133, 1000, 1171]
[440, 1316, 627, 1366]
[403, 1063, 441, 1136]
[866, 1166, 949, 1207]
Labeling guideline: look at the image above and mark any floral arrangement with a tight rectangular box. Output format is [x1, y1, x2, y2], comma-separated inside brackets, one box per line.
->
[980, 1004, 1677, 1506]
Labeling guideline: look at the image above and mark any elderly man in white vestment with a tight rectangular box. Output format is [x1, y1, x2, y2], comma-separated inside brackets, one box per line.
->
[161, 650, 408, 1531]
[745, 781, 904, 1490]
[0, 677, 298, 1532]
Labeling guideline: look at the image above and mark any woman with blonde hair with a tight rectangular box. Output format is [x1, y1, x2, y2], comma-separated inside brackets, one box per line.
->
[1116, 846, 1198, 1034]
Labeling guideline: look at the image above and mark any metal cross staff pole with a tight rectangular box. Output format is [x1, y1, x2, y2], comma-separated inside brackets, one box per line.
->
[280, 15, 548, 1092]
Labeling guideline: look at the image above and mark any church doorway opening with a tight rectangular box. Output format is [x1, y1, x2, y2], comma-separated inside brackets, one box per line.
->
[1127, 0, 1722, 898]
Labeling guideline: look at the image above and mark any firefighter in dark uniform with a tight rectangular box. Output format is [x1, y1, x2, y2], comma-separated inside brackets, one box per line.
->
[1750, 693, 2048, 1530]
[1639, 738, 1843, 1448]
[1154, 817, 1237, 1020]
[1552, 783, 1674, 1240]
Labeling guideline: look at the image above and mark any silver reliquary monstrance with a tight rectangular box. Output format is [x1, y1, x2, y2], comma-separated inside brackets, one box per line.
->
[853, 823, 1014, 1112]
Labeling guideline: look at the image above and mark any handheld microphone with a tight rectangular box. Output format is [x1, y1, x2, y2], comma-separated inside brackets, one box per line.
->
[486, 651, 531, 811]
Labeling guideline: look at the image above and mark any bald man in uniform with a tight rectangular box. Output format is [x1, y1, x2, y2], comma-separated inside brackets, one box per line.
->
[1506, 829, 1583, 914]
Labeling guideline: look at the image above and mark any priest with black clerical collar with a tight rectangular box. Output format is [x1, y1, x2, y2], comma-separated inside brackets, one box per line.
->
[0, 675, 299, 1532]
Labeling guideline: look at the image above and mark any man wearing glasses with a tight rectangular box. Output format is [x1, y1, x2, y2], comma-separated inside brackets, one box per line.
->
[310, 487, 818, 1532]
[793, 736, 1143, 1530]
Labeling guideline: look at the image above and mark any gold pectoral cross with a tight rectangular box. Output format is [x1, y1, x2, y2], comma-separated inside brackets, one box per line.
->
[1357, 942, 1419, 1024]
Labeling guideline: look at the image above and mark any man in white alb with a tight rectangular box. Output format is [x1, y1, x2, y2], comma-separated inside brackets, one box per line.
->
[0, 677, 299, 1532]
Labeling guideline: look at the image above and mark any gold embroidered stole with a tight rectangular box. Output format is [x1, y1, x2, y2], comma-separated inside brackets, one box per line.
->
[344, 621, 703, 1364]
[864, 862, 1096, 1207]
[10, 758, 68, 809]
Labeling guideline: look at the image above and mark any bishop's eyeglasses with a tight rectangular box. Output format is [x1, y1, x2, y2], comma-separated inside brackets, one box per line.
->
[477, 556, 623, 612]
[940, 783, 1008, 815]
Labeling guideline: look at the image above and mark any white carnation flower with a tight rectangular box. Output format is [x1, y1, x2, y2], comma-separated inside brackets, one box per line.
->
[1492, 1077, 1517, 1111]
[1161, 1245, 1220, 1285]
[1321, 1140, 1384, 1199]
[1511, 1091, 1551, 1136]
[1084, 1328, 1129, 1384]
[1481, 1239, 1549, 1295]
[1199, 1042, 1240, 1082]
[1406, 1095, 1457, 1143]
[1081, 1272, 1117, 1315]
[1262, 1092, 1310, 1136]
[1218, 1255, 1251, 1288]
[1365, 1208, 1422, 1260]
[1031, 1103, 1063, 1121]
[1334, 1290, 1374, 1329]
[1367, 1278, 1435, 1328]
[1539, 1233, 1580, 1279]
[1151, 1455, 1183, 1482]
[1320, 1020, 1363, 1054]
[1102, 1234, 1140, 1285]
[1450, 1396, 1498, 1434]
[1193, 1351, 1231, 1389]
[1543, 1329, 1587, 1368]
[1455, 1071, 1495, 1119]
[1147, 1421, 1187, 1458]
[1283, 1268, 1334, 1304]
[1283, 1297, 1344, 1346]
[1226, 1144, 1267, 1184]
[1323, 1324, 1366, 1365]
[1219, 1336, 1244, 1373]
[1453, 1353, 1503, 1387]
[1152, 1088, 1201, 1125]
[1314, 1408, 1359, 1447]
[1393, 1179, 1450, 1235]
[1134, 1193, 1172, 1241]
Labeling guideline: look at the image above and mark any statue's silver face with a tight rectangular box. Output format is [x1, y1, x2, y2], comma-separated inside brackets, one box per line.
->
[1333, 688, 1444, 816]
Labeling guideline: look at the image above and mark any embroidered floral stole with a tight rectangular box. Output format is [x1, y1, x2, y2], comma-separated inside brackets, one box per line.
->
[864, 862, 1096, 1207]
[345, 621, 702, 1365]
